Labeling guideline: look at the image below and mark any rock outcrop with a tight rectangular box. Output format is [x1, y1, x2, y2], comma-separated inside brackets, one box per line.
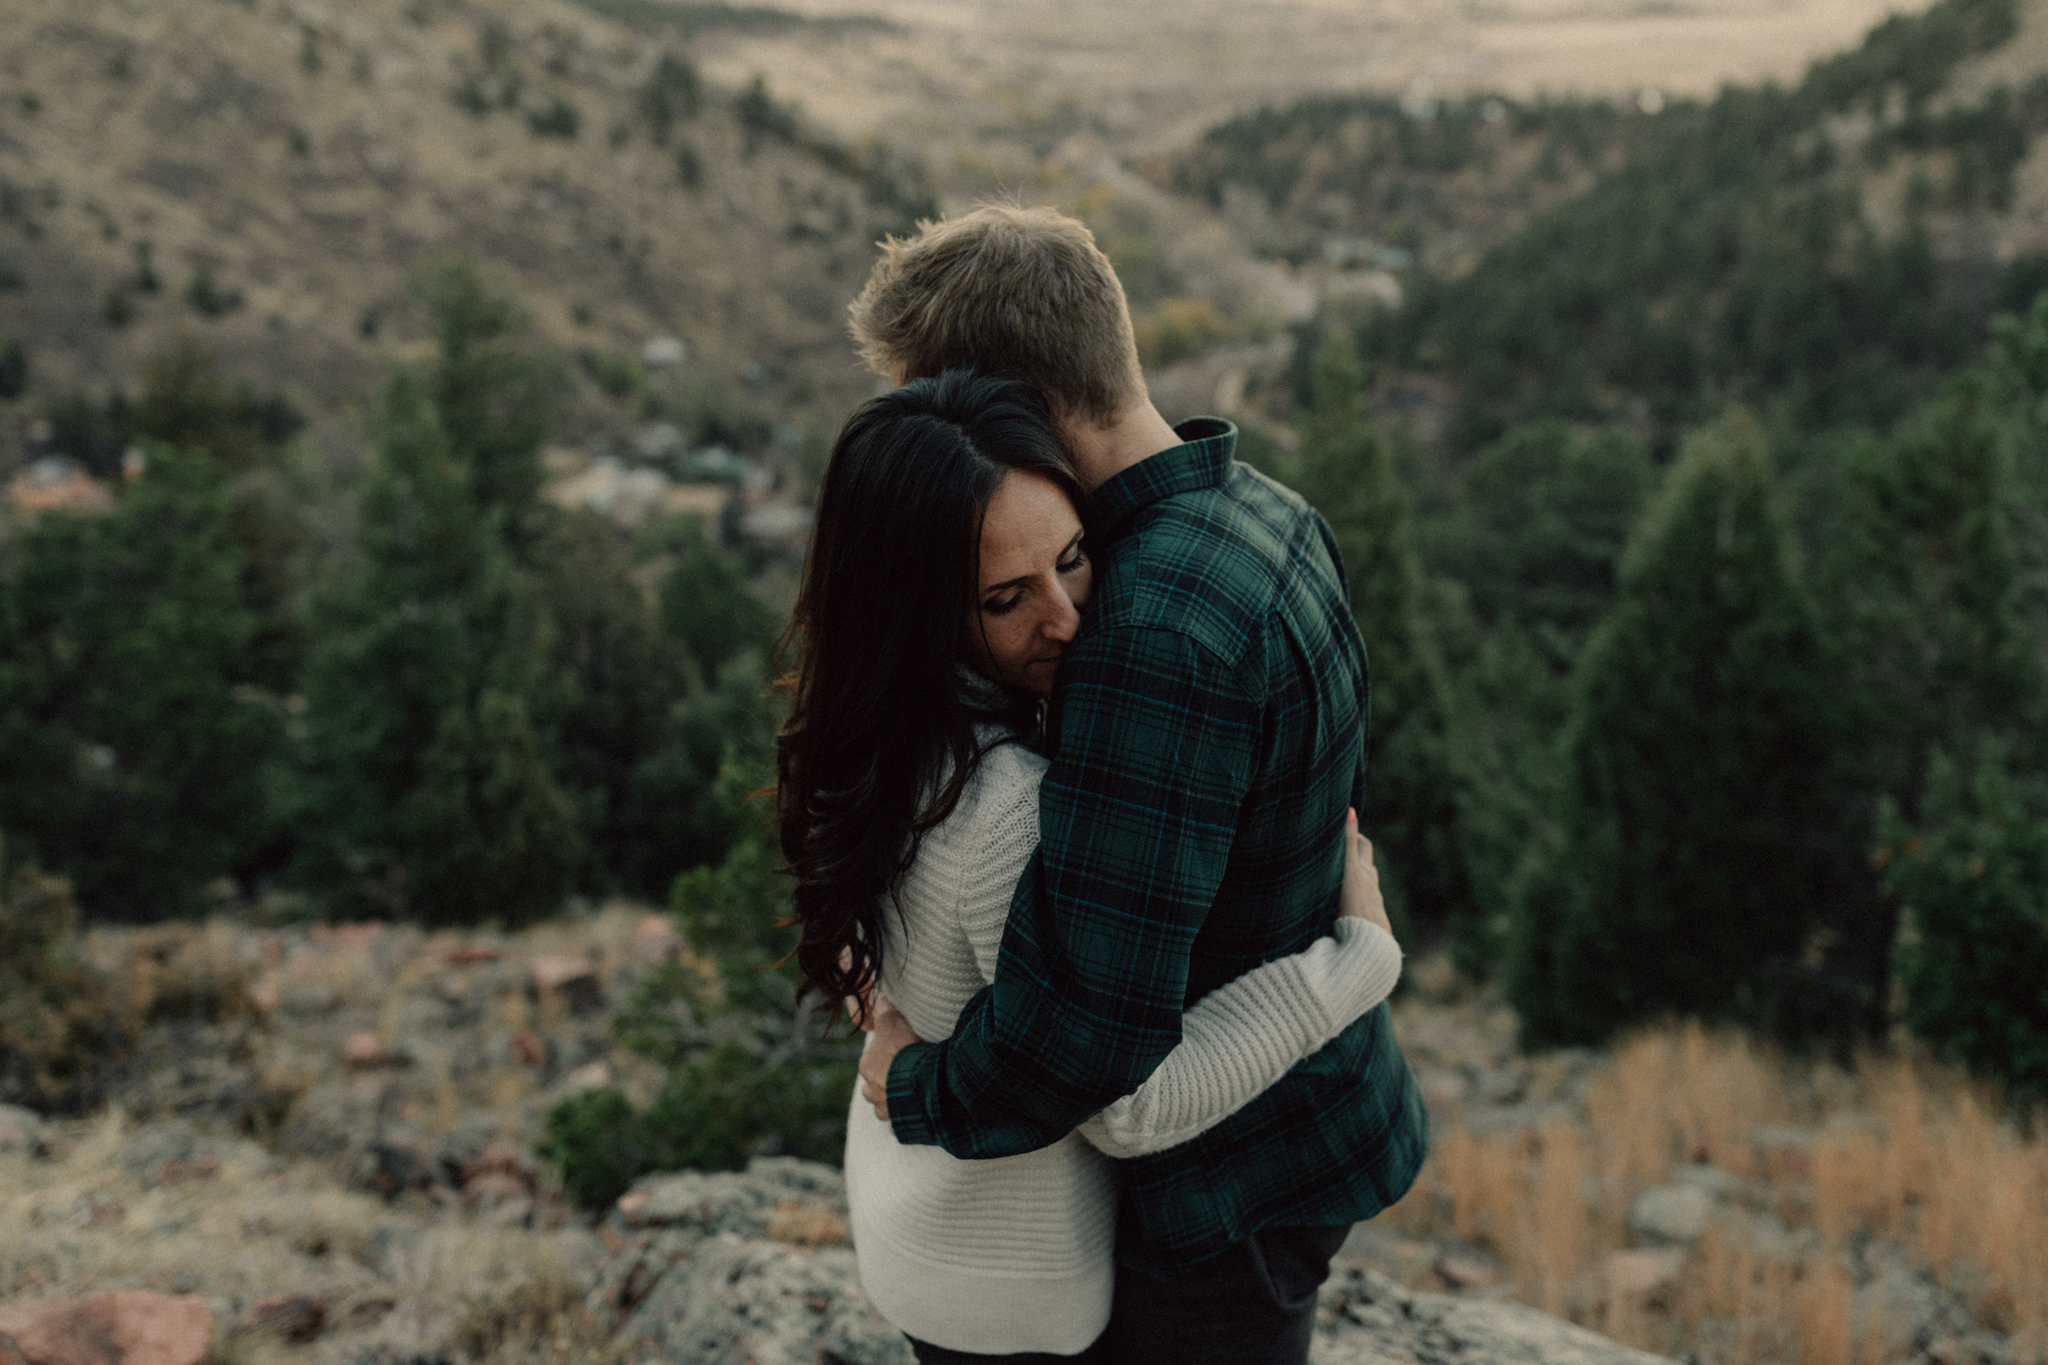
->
[1316, 1268, 1673, 1365]
[594, 1161, 1677, 1365]
[0, 1293, 213, 1365]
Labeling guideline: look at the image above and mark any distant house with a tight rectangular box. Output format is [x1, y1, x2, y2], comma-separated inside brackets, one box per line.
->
[7, 457, 114, 516]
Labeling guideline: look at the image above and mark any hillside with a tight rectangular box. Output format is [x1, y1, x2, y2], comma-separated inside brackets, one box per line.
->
[1161, 0, 2048, 455]
[0, 0, 932, 465]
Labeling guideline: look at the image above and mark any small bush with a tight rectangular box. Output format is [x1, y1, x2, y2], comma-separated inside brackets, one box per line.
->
[1882, 743, 2048, 1103]
[526, 97, 580, 140]
[453, 1278, 600, 1365]
[186, 267, 244, 318]
[576, 349, 641, 401]
[1132, 297, 1233, 367]
[0, 338, 26, 400]
[733, 75, 796, 151]
[132, 240, 160, 294]
[102, 285, 134, 328]
[637, 53, 701, 144]
[541, 764, 859, 1208]
[0, 839, 137, 1112]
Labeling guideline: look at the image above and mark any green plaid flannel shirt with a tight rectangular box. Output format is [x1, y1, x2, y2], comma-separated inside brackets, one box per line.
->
[887, 418, 1429, 1275]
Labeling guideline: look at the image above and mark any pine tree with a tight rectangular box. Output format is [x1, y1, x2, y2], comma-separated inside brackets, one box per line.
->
[407, 690, 582, 926]
[0, 449, 281, 916]
[1833, 385, 2039, 815]
[1429, 420, 1653, 656]
[1424, 420, 1654, 974]
[1880, 743, 2048, 1103]
[291, 369, 565, 917]
[415, 258, 565, 523]
[1509, 412, 1863, 1044]
[524, 510, 693, 897]
[1294, 330, 1471, 935]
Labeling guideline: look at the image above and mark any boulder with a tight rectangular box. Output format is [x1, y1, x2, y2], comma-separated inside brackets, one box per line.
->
[620, 1233, 910, 1365]
[1315, 1268, 1676, 1364]
[1670, 1162, 1758, 1204]
[528, 955, 603, 1014]
[630, 914, 682, 965]
[614, 1158, 846, 1235]
[594, 1161, 1675, 1365]
[0, 1293, 213, 1365]
[343, 1031, 409, 1069]
[0, 1104, 51, 1157]
[1626, 1183, 1714, 1245]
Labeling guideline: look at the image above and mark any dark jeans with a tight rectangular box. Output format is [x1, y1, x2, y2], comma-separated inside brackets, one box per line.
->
[1099, 1223, 1350, 1365]
[906, 1336, 1107, 1365]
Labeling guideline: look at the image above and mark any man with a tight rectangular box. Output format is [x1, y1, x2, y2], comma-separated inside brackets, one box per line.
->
[848, 205, 1428, 1364]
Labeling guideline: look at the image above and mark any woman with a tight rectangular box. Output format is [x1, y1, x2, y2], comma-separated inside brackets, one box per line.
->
[777, 370, 1403, 1364]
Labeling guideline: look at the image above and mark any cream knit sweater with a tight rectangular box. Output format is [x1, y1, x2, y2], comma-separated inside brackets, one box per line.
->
[843, 738, 1404, 1356]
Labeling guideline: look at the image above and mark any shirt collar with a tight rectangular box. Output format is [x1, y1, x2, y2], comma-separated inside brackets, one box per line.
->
[1086, 418, 1236, 544]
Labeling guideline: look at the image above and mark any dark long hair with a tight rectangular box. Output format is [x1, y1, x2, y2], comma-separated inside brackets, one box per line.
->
[777, 369, 1083, 1009]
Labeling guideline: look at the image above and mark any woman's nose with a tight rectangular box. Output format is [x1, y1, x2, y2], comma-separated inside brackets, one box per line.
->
[1043, 583, 1081, 643]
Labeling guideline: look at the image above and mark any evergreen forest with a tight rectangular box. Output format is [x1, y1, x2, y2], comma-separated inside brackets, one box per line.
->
[1219, 0, 2048, 1096]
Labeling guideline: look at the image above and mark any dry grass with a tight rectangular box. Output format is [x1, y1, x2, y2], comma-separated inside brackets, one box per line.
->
[0, 1106, 609, 1365]
[1385, 1019, 2048, 1363]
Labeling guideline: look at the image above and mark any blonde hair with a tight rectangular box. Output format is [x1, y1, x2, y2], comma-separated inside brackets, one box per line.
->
[848, 205, 1144, 426]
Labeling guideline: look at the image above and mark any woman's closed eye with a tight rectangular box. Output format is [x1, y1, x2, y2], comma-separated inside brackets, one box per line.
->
[983, 591, 1025, 617]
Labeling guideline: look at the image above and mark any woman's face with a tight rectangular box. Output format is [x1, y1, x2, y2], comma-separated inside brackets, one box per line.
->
[964, 470, 1092, 695]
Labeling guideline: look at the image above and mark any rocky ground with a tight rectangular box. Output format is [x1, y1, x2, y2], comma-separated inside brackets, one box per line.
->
[0, 910, 2038, 1365]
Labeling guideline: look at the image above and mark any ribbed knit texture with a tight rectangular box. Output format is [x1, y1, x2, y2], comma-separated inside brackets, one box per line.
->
[844, 738, 1402, 1355]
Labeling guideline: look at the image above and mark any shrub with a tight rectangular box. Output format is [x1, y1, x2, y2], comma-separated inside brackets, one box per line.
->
[1881, 744, 2048, 1102]
[542, 766, 859, 1208]
[526, 97, 580, 140]
[1131, 297, 1232, 367]
[637, 53, 701, 143]
[0, 840, 135, 1111]
[102, 285, 134, 328]
[733, 75, 796, 151]
[0, 339, 28, 400]
[576, 348, 641, 400]
[185, 267, 243, 318]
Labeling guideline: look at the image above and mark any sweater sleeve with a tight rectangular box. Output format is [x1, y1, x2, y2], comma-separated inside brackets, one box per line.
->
[1075, 918, 1402, 1159]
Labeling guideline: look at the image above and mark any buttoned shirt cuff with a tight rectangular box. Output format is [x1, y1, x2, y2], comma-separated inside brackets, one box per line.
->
[886, 1039, 940, 1147]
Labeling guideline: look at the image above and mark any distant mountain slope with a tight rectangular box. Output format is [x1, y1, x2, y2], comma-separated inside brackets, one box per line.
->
[0, 0, 930, 455]
[1166, 0, 2048, 457]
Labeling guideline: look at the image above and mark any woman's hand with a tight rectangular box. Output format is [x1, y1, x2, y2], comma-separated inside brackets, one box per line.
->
[858, 994, 921, 1120]
[1340, 808, 1393, 938]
